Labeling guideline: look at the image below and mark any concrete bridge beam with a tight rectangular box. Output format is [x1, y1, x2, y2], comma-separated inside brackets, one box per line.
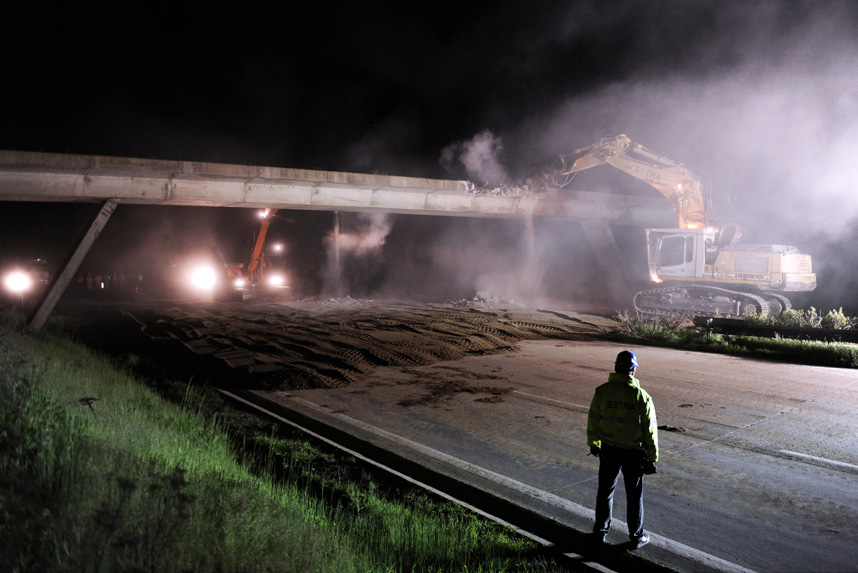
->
[0, 150, 675, 329]
[0, 150, 673, 224]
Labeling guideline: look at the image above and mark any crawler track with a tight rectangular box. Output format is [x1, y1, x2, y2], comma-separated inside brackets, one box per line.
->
[634, 284, 774, 318]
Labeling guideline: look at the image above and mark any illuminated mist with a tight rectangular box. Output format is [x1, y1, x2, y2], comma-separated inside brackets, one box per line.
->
[518, 3, 858, 312]
[340, 2, 858, 312]
[12, 3, 852, 313]
[321, 212, 393, 297]
[440, 130, 508, 187]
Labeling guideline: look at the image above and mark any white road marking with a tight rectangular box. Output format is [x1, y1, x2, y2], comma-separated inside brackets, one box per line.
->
[513, 390, 590, 413]
[285, 393, 757, 573]
[222, 390, 612, 571]
[779, 450, 858, 472]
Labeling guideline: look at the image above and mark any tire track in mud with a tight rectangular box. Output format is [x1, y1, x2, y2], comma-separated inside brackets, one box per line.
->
[394, 365, 513, 408]
[130, 301, 609, 390]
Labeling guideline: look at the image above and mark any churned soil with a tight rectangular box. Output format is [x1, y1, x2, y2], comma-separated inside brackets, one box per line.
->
[59, 296, 617, 393]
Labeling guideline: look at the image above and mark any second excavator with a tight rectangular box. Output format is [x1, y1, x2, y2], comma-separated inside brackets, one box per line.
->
[543, 134, 816, 317]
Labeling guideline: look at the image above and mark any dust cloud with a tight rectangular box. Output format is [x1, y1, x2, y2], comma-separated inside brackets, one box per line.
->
[440, 130, 508, 187]
[422, 3, 858, 312]
[33, 3, 856, 314]
[321, 212, 393, 298]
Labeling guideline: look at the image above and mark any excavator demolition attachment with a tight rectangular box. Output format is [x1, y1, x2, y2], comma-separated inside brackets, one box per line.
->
[547, 134, 816, 317]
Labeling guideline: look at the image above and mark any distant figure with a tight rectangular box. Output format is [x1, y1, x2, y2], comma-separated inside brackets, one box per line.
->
[587, 350, 659, 549]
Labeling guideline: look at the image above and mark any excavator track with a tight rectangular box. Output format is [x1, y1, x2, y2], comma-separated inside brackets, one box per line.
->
[763, 292, 793, 315]
[634, 284, 773, 319]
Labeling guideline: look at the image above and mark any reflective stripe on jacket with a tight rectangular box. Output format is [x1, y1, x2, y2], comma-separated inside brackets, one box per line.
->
[587, 372, 659, 462]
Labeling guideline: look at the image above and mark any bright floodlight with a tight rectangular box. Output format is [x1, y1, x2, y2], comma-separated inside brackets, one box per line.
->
[4, 270, 32, 293]
[190, 266, 218, 290]
[267, 273, 285, 286]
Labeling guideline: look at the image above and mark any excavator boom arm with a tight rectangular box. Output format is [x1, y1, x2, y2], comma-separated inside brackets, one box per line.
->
[247, 208, 278, 281]
[555, 134, 712, 228]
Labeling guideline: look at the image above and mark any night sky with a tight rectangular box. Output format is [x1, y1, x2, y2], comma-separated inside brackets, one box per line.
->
[2, 2, 857, 309]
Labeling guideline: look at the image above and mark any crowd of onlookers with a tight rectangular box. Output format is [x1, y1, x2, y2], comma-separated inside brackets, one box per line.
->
[73, 271, 145, 295]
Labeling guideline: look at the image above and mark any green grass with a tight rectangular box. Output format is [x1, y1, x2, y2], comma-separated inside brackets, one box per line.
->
[610, 310, 858, 368]
[0, 316, 562, 573]
[742, 306, 857, 330]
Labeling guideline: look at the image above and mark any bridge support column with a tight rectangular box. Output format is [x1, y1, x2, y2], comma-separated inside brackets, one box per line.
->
[579, 220, 634, 305]
[28, 199, 118, 331]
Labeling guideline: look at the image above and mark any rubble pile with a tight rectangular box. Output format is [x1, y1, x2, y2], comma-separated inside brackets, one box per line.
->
[305, 295, 375, 306]
[463, 181, 530, 197]
[445, 290, 525, 308]
[300, 293, 526, 309]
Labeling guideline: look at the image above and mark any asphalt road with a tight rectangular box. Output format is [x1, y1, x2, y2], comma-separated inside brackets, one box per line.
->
[62, 298, 858, 572]
[252, 340, 858, 573]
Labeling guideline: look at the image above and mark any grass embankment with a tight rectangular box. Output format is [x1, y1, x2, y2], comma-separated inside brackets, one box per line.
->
[609, 308, 858, 368]
[0, 318, 562, 573]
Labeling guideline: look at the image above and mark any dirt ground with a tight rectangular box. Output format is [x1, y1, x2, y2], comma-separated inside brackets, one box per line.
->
[63, 296, 619, 392]
[57, 295, 858, 572]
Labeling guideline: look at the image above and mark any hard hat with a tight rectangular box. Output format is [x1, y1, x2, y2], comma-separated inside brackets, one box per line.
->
[615, 350, 639, 370]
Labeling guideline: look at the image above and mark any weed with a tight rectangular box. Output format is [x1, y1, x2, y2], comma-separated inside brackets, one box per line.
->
[611, 309, 858, 368]
[615, 310, 698, 344]
[0, 318, 567, 572]
[744, 306, 857, 330]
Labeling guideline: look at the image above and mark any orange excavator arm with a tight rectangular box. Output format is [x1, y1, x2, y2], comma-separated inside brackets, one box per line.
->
[549, 134, 713, 229]
[247, 208, 278, 282]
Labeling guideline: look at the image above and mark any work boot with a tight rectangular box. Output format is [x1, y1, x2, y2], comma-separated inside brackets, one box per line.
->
[630, 532, 649, 549]
[592, 531, 607, 544]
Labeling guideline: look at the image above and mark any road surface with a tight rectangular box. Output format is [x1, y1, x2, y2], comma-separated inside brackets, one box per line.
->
[64, 297, 858, 572]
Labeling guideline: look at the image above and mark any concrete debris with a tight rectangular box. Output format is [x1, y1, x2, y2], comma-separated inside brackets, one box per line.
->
[465, 182, 529, 197]
[307, 295, 375, 306]
[445, 291, 525, 308]
[301, 293, 525, 309]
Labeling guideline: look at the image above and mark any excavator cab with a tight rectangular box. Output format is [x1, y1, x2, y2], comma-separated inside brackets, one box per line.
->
[647, 228, 710, 282]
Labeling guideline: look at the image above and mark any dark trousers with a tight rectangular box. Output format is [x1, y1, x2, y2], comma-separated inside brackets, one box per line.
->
[594, 444, 645, 539]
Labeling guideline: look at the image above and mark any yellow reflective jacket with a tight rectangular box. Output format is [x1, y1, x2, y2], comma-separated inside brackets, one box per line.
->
[587, 373, 659, 462]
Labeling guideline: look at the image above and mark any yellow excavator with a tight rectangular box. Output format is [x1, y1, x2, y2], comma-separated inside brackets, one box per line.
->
[547, 134, 816, 317]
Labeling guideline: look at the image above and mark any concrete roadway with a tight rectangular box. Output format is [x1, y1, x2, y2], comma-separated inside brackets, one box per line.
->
[248, 341, 858, 573]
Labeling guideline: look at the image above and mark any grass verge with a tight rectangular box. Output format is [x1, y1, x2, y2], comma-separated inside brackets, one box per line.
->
[0, 316, 564, 573]
[609, 310, 858, 368]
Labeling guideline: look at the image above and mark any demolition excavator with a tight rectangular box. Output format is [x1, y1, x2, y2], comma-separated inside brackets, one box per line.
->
[545, 134, 816, 317]
[235, 208, 291, 300]
[194, 208, 291, 301]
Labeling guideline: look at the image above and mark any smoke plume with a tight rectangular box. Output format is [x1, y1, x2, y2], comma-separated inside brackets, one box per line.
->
[440, 130, 508, 186]
[321, 212, 393, 297]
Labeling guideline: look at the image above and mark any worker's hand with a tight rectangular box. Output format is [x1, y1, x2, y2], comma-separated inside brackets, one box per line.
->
[589, 446, 601, 457]
[642, 461, 657, 475]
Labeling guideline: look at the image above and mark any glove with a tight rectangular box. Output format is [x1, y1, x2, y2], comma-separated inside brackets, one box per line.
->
[642, 461, 657, 475]
[589, 446, 601, 457]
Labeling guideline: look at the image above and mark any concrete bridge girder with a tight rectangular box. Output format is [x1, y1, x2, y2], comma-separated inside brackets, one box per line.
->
[0, 168, 671, 223]
[0, 150, 673, 224]
[0, 150, 675, 329]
